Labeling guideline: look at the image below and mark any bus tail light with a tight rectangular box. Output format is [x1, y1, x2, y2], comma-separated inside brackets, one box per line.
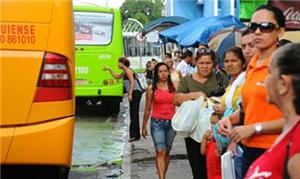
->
[34, 52, 72, 102]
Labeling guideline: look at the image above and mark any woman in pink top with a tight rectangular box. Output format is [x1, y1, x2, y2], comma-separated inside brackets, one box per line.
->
[142, 62, 176, 179]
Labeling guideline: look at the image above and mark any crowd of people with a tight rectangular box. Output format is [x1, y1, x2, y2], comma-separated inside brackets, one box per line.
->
[105, 4, 300, 179]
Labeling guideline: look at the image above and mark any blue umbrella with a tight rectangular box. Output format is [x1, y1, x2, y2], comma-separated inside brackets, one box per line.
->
[159, 17, 205, 43]
[159, 15, 245, 47]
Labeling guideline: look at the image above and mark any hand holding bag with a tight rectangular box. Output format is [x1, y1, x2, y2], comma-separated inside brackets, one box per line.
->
[171, 96, 205, 137]
[190, 98, 214, 142]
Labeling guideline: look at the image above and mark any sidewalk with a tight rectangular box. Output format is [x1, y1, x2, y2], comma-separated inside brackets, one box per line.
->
[122, 94, 193, 179]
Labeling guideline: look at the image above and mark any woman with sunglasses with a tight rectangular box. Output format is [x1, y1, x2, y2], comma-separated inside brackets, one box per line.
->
[246, 43, 300, 179]
[174, 48, 228, 179]
[218, 4, 286, 178]
[141, 62, 176, 179]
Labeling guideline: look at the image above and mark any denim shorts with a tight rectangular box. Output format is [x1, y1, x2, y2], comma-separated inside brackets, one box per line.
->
[150, 118, 176, 152]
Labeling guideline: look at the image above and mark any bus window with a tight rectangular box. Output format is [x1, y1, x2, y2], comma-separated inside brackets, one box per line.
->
[74, 12, 113, 45]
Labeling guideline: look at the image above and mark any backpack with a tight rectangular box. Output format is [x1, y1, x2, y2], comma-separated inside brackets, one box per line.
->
[135, 73, 148, 92]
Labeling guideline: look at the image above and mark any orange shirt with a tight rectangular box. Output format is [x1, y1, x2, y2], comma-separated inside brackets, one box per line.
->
[241, 54, 283, 149]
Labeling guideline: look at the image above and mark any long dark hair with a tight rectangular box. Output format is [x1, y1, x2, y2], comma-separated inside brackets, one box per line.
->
[255, 4, 285, 28]
[152, 62, 175, 94]
[274, 43, 300, 114]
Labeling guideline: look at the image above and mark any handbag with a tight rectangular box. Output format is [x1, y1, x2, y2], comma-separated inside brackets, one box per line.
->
[171, 96, 205, 137]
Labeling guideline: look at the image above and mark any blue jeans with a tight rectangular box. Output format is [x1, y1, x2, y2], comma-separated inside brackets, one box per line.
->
[235, 144, 244, 179]
[150, 118, 176, 152]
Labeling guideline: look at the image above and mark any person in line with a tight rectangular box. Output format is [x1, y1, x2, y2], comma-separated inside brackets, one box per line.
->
[241, 28, 257, 65]
[151, 58, 158, 69]
[213, 47, 246, 118]
[246, 43, 300, 178]
[141, 62, 176, 179]
[218, 5, 286, 177]
[104, 57, 143, 142]
[212, 47, 247, 179]
[176, 50, 193, 77]
[231, 29, 257, 179]
[174, 48, 228, 179]
[145, 60, 154, 85]
[201, 115, 222, 179]
[164, 53, 182, 89]
[174, 51, 182, 69]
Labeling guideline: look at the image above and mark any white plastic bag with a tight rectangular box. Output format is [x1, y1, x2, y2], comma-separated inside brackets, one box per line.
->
[190, 98, 214, 142]
[171, 96, 205, 137]
[221, 151, 236, 179]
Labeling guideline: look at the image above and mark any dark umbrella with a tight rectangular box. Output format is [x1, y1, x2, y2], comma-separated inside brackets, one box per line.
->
[141, 16, 189, 36]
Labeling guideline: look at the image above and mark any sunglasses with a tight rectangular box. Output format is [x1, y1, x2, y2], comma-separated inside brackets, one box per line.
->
[248, 22, 279, 33]
[197, 48, 214, 55]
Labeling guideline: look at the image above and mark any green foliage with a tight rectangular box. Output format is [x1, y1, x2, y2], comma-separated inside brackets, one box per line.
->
[120, 0, 163, 25]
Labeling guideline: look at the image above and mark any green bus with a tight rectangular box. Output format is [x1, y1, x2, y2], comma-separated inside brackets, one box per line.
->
[73, 4, 123, 114]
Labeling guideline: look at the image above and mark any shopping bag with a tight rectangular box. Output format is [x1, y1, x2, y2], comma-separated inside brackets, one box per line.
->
[171, 96, 205, 137]
[190, 98, 214, 142]
[221, 151, 236, 179]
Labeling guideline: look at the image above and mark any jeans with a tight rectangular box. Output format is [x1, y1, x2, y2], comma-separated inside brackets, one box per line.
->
[150, 118, 176, 152]
[241, 145, 266, 178]
[234, 144, 244, 179]
[185, 137, 207, 179]
[129, 90, 142, 139]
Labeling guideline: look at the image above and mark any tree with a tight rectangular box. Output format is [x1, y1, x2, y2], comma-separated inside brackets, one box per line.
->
[120, 0, 163, 25]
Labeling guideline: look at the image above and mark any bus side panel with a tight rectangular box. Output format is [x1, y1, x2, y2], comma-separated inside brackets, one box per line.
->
[5, 117, 74, 166]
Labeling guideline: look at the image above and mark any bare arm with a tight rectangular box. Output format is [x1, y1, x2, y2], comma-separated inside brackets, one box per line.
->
[173, 92, 205, 106]
[260, 118, 284, 134]
[142, 86, 153, 138]
[230, 118, 284, 143]
[200, 130, 211, 155]
[125, 68, 135, 101]
[104, 67, 124, 79]
[288, 154, 300, 179]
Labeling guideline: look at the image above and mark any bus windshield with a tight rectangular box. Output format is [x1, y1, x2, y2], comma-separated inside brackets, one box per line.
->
[74, 11, 113, 45]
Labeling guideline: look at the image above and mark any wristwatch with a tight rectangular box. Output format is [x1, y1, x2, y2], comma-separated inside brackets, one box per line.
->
[254, 123, 262, 135]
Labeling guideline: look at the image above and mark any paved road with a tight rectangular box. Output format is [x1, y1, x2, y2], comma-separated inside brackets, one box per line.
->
[69, 98, 129, 179]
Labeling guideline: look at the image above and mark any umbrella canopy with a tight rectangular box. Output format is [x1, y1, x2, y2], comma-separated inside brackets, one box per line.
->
[208, 28, 244, 66]
[159, 15, 245, 47]
[142, 16, 189, 36]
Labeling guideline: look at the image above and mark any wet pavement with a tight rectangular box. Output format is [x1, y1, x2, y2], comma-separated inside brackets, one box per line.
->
[69, 97, 130, 179]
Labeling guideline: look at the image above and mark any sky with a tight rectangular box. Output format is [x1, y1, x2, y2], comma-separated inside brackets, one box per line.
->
[73, 0, 125, 8]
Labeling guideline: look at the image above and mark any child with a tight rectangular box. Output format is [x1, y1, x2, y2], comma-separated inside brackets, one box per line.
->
[201, 114, 222, 179]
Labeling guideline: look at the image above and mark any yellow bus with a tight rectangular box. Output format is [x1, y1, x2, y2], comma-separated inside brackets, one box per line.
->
[0, 0, 75, 178]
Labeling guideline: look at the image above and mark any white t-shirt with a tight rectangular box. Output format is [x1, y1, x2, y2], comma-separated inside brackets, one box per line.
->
[176, 60, 190, 77]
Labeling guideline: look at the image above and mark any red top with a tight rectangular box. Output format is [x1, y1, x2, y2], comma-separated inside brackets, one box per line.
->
[151, 88, 175, 120]
[245, 121, 300, 179]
